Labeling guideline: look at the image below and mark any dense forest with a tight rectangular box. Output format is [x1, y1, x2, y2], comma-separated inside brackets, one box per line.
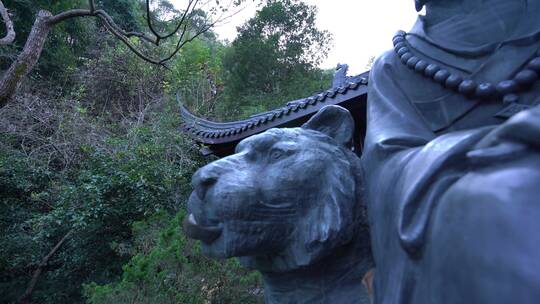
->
[0, 0, 334, 303]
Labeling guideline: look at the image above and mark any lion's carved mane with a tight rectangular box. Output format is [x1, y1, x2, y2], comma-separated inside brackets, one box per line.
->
[184, 105, 373, 304]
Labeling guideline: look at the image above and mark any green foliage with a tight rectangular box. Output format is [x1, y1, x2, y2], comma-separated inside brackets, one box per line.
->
[0, 1, 334, 303]
[238, 0, 331, 67]
[77, 36, 166, 123]
[2, 0, 81, 74]
[1, 0, 144, 78]
[220, 0, 333, 118]
[95, 0, 144, 31]
[84, 212, 262, 304]
[167, 37, 226, 119]
[0, 152, 58, 302]
[0, 101, 205, 303]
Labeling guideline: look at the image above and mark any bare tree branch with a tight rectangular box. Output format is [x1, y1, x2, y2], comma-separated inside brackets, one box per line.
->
[146, 0, 164, 43]
[159, 18, 217, 64]
[18, 230, 74, 304]
[9, 0, 245, 66]
[46, 9, 93, 25]
[88, 0, 95, 13]
[46, 8, 165, 65]
[145, 0, 199, 45]
[166, 0, 199, 40]
[0, 0, 251, 106]
[0, 0, 15, 45]
[0, 10, 52, 107]
[93, 10, 156, 44]
[156, 0, 244, 64]
[94, 11, 165, 66]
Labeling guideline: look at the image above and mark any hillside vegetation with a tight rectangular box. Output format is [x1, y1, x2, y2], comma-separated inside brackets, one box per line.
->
[0, 1, 333, 303]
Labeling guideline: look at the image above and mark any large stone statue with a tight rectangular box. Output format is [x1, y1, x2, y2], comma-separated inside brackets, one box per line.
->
[183, 106, 374, 304]
[363, 0, 540, 303]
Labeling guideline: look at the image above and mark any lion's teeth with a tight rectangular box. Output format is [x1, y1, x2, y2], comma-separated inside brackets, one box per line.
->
[189, 213, 198, 225]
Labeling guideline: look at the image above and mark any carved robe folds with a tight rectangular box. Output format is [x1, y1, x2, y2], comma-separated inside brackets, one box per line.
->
[362, 2, 540, 302]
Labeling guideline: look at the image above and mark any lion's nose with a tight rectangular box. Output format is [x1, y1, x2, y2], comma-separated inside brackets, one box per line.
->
[192, 167, 219, 200]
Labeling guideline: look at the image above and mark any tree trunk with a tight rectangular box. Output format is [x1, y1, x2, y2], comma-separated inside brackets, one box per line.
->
[18, 229, 73, 304]
[0, 10, 52, 107]
[0, 1, 16, 45]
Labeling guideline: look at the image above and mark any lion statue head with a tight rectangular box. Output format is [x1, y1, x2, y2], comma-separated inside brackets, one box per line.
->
[183, 106, 370, 274]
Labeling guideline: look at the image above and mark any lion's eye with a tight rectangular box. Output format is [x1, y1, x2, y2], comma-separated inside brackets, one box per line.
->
[270, 149, 284, 160]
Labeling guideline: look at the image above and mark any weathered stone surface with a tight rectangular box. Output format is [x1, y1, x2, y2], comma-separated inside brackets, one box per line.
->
[184, 105, 373, 304]
[363, 1, 540, 303]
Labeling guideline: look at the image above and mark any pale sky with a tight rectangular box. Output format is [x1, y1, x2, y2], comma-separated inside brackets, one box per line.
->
[172, 0, 419, 74]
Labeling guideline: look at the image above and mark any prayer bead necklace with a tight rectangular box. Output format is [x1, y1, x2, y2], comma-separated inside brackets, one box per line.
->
[392, 31, 540, 117]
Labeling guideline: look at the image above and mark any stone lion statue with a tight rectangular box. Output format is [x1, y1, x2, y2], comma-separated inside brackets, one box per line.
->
[183, 105, 374, 304]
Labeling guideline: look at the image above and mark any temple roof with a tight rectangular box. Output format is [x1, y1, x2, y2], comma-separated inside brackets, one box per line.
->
[180, 71, 370, 156]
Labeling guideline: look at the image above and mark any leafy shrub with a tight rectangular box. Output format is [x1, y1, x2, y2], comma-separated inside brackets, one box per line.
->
[84, 211, 263, 304]
[0, 96, 206, 303]
[1, 1, 334, 302]
[0, 151, 58, 302]
[219, 0, 333, 120]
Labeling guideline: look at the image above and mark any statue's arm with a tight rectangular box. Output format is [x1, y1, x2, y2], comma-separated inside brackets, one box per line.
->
[475, 105, 540, 150]
[362, 51, 493, 253]
[364, 53, 540, 304]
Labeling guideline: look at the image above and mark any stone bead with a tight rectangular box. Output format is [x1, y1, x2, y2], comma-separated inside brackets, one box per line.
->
[395, 30, 406, 37]
[401, 53, 413, 64]
[407, 56, 420, 68]
[527, 57, 540, 72]
[397, 47, 409, 57]
[434, 69, 451, 84]
[394, 42, 406, 50]
[393, 39, 405, 48]
[503, 93, 519, 104]
[458, 79, 477, 95]
[514, 69, 538, 86]
[475, 83, 496, 99]
[415, 60, 429, 73]
[495, 80, 518, 95]
[445, 74, 463, 89]
[424, 64, 440, 77]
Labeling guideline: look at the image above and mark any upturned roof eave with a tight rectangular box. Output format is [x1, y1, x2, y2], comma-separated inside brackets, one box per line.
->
[180, 71, 369, 145]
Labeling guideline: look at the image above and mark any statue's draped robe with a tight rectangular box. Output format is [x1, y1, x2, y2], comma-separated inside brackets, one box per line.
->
[363, 1, 540, 303]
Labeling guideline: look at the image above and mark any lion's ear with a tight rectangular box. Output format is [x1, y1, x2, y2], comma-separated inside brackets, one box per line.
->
[302, 105, 354, 148]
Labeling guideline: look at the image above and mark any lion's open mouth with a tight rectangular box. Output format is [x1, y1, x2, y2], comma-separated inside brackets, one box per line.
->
[183, 214, 223, 244]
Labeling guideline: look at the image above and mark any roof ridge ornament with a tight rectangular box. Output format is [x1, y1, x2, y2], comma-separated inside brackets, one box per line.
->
[332, 63, 350, 88]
